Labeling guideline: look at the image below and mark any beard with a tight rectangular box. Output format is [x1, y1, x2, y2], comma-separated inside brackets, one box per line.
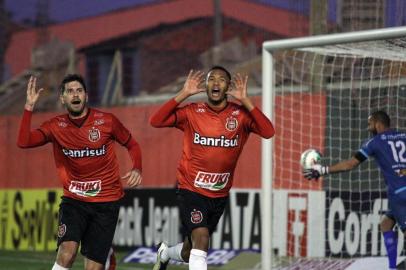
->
[66, 102, 87, 117]
[207, 92, 227, 106]
[208, 96, 225, 106]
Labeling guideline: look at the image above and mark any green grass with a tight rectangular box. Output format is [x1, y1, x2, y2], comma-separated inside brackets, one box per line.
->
[0, 250, 262, 270]
[0, 250, 190, 270]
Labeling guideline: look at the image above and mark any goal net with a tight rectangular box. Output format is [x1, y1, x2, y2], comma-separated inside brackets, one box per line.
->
[261, 27, 406, 270]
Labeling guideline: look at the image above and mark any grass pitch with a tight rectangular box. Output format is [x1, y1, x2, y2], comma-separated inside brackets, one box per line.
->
[0, 250, 261, 270]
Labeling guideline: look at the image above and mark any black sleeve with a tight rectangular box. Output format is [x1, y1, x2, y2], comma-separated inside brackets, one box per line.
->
[353, 151, 367, 163]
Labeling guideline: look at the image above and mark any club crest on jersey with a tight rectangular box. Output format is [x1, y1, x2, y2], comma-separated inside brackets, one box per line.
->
[88, 127, 100, 142]
[191, 209, 203, 224]
[58, 224, 66, 238]
[225, 116, 238, 131]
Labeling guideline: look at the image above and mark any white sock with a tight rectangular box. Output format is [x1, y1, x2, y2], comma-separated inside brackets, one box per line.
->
[52, 262, 70, 270]
[189, 249, 207, 270]
[105, 247, 114, 270]
[166, 243, 184, 262]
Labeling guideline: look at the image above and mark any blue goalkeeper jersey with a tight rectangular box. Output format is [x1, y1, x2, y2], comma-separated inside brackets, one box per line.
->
[359, 129, 406, 199]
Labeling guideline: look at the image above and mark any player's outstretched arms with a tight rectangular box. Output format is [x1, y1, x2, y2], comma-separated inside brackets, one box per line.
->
[121, 169, 142, 188]
[303, 157, 360, 180]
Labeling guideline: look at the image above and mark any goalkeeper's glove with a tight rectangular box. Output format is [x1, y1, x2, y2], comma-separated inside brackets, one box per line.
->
[303, 164, 329, 180]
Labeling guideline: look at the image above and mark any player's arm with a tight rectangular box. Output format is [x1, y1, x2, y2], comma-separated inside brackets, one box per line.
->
[329, 155, 363, 173]
[112, 115, 143, 187]
[248, 109, 275, 139]
[149, 98, 179, 127]
[227, 73, 275, 138]
[121, 137, 143, 188]
[150, 70, 205, 128]
[303, 151, 365, 180]
[17, 76, 48, 148]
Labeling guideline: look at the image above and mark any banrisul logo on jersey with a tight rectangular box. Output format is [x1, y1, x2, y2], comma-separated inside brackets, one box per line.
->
[69, 180, 101, 197]
[194, 171, 230, 190]
[62, 145, 106, 158]
[193, 132, 238, 147]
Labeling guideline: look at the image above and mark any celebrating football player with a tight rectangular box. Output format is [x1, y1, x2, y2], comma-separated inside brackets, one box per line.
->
[17, 74, 142, 270]
[150, 66, 275, 270]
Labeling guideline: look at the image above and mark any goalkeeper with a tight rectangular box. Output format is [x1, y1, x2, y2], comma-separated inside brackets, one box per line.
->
[304, 110, 404, 270]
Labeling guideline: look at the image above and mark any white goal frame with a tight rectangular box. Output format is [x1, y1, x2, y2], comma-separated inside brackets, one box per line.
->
[261, 26, 406, 270]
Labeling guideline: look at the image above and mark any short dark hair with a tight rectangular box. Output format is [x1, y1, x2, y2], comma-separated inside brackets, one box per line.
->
[60, 74, 87, 93]
[370, 110, 390, 127]
[208, 65, 231, 81]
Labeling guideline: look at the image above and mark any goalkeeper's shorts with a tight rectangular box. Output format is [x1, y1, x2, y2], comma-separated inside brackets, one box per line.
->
[387, 195, 406, 231]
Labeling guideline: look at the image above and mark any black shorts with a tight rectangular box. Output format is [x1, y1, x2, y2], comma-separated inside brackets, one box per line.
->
[177, 188, 228, 238]
[57, 196, 120, 265]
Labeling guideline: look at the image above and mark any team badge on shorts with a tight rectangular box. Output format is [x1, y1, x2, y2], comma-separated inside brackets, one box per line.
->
[58, 224, 66, 238]
[88, 127, 101, 142]
[191, 209, 203, 224]
[225, 117, 238, 131]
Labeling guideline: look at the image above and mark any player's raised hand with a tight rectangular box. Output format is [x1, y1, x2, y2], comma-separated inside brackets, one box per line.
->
[122, 169, 142, 188]
[176, 70, 206, 102]
[25, 76, 44, 111]
[227, 73, 255, 111]
[227, 73, 248, 101]
[303, 164, 329, 180]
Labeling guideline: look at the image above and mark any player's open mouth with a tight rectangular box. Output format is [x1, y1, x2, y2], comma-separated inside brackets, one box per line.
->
[71, 100, 81, 105]
[212, 89, 220, 97]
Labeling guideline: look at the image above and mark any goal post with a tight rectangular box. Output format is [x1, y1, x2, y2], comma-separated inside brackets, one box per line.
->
[261, 26, 406, 270]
